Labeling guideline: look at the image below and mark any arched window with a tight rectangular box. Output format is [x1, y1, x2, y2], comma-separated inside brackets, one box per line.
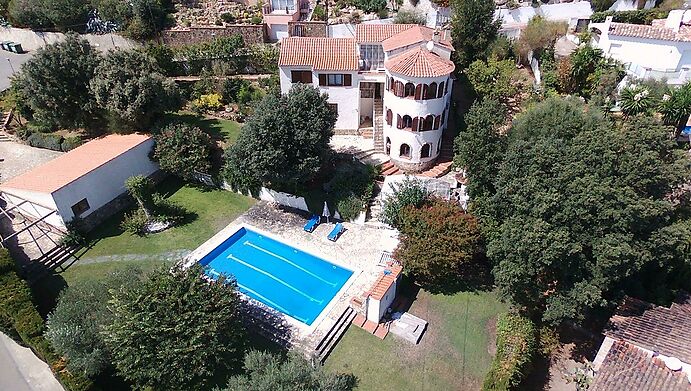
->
[426, 82, 437, 99]
[396, 114, 402, 129]
[438, 81, 444, 98]
[402, 115, 413, 129]
[437, 137, 442, 152]
[385, 137, 391, 155]
[389, 77, 394, 91]
[433, 115, 441, 130]
[423, 115, 434, 131]
[412, 117, 419, 131]
[386, 109, 392, 126]
[400, 143, 411, 158]
[414, 84, 423, 100]
[421, 143, 431, 158]
[404, 83, 415, 97]
[395, 81, 404, 97]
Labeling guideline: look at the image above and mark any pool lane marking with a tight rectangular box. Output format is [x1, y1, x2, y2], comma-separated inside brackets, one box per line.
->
[226, 254, 325, 305]
[242, 241, 338, 287]
[236, 283, 310, 323]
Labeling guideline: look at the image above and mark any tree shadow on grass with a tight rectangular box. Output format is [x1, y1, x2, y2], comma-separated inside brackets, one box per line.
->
[412, 254, 494, 296]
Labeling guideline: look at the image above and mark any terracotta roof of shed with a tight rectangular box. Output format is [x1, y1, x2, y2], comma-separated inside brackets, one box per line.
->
[278, 37, 358, 71]
[590, 341, 691, 391]
[0, 134, 152, 194]
[609, 22, 691, 42]
[604, 295, 691, 364]
[385, 47, 455, 78]
[367, 263, 402, 301]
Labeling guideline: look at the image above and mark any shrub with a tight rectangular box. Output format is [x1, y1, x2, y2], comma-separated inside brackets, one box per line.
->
[354, 0, 386, 13]
[151, 194, 189, 225]
[247, 44, 279, 74]
[312, 5, 326, 21]
[27, 132, 64, 151]
[336, 194, 364, 221]
[220, 12, 235, 23]
[121, 208, 149, 235]
[192, 93, 223, 112]
[482, 313, 537, 391]
[222, 78, 252, 103]
[590, 9, 670, 24]
[251, 15, 262, 24]
[381, 177, 430, 228]
[153, 123, 213, 179]
[619, 85, 654, 116]
[377, 8, 389, 19]
[59, 219, 86, 247]
[393, 9, 425, 24]
[61, 136, 82, 151]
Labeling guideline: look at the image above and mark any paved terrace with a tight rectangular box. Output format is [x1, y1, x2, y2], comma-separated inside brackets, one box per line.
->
[187, 201, 399, 352]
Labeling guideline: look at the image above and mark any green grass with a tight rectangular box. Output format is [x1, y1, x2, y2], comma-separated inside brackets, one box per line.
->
[324, 289, 508, 390]
[163, 111, 242, 144]
[82, 178, 255, 258]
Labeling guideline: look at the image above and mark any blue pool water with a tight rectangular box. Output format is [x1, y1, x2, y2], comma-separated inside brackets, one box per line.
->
[198, 227, 353, 325]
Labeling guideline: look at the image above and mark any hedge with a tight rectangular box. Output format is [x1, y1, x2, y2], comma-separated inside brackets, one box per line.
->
[0, 249, 93, 390]
[482, 313, 537, 391]
[591, 9, 670, 25]
[25, 133, 83, 152]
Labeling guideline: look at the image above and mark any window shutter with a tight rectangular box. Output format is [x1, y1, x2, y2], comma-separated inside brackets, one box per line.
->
[414, 84, 422, 100]
[441, 109, 446, 125]
[386, 109, 392, 125]
[319, 74, 326, 86]
[291, 71, 299, 83]
[433, 115, 440, 130]
[438, 82, 444, 98]
[422, 84, 428, 100]
[344, 74, 352, 86]
[397, 114, 402, 129]
[411, 117, 419, 131]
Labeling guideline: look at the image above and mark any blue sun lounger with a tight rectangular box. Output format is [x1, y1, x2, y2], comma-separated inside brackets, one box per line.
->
[304, 215, 320, 233]
[328, 223, 344, 242]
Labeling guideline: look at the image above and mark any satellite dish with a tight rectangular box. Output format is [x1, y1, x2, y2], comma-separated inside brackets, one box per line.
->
[426, 40, 434, 51]
[664, 357, 683, 371]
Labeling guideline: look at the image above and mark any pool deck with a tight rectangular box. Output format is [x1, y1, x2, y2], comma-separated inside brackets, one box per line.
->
[186, 202, 399, 353]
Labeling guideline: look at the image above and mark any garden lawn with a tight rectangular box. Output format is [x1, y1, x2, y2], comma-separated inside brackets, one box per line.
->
[82, 178, 255, 257]
[164, 111, 242, 144]
[325, 289, 507, 390]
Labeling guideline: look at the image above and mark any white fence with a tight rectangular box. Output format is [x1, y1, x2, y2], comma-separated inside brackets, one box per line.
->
[258, 187, 309, 212]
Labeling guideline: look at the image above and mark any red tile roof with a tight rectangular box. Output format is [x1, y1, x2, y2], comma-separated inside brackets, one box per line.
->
[355, 24, 418, 43]
[609, 22, 691, 42]
[385, 47, 455, 78]
[367, 263, 402, 301]
[0, 134, 152, 194]
[590, 341, 691, 391]
[278, 37, 358, 71]
[381, 25, 452, 52]
[604, 295, 691, 364]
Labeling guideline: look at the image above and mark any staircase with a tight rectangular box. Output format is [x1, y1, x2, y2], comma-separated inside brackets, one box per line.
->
[373, 99, 384, 152]
[419, 130, 455, 178]
[0, 133, 10, 142]
[379, 160, 401, 176]
[359, 128, 373, 139]
[314, 306, 356, 363]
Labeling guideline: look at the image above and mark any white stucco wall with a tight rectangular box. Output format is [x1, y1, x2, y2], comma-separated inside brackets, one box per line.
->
[0, 189, 63, 228]
[594, 30, 691, 71]
[51, 139, 158, 223]
[366, 275, 399, 322]
[278, 66, 360, 129]
[608, 0, 655, 11]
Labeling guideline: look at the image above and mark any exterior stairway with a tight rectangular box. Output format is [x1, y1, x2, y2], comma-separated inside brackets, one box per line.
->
[379, 160, 401, 176]
[314, 306, 356, 363]
[419, 129, 455, 178]
[373, 99, 384, 152]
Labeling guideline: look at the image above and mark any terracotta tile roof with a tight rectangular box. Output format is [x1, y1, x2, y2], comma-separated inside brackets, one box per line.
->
[0, 134, 152, 194]
[381, 25, 452, 52]
[278, 37, 358, 71]
[385, 47, 455, 78]
[355, 24, 417, 43]
[367, 263, 402, 301]
[590, 341, 691, 391]
[604, 295, 691, 364]
[609, 22, 691, 42]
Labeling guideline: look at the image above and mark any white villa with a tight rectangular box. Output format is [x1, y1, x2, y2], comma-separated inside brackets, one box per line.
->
[591, 10, 691, 85]
[278, 24, 455, 173]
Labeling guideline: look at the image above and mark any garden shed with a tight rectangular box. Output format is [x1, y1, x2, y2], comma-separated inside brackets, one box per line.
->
[0, 134, 158, 230]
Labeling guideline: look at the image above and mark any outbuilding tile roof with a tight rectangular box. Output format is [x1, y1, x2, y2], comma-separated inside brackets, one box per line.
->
[590, 341, 691, 391]
[609, 22, 691, 42]
[385, 47, 455, 78]
[0, 133, 152, 194]
[367, 263, 402, 301]
[604, 295, 691, 364]
[278, 37, 358, 71]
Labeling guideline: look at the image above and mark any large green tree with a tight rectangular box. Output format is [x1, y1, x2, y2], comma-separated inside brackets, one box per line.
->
[450, 0, 500, 70]
[484, 97, 691, 324]
[45, 268, 142, 378]
[466, 57, 520, 104]
[152, 123, 213, 179]
[12, 34, 101, 130]
[223, 84, 337, 193]
[395, 199, 485, 292]
[103, 264, 246, 390]
[222, 351, 356, 391]
[90, 49, 179, 130]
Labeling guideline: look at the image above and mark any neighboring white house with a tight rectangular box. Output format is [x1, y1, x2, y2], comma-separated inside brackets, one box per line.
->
[591, 10, 691, 85]
[0, 134, 158, 229]
[278, 24, 455, 173]
[608, 0, 655, 12]
[496, 1, 593, 39]
[262, 0, 308, 41]
[398, 0, 452, 29]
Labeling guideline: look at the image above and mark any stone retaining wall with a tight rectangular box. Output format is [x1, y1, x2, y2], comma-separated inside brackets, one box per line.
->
[161, 25, 267, 46]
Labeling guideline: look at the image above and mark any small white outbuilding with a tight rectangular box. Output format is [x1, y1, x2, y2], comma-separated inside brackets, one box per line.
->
[0, 133, 158, 230]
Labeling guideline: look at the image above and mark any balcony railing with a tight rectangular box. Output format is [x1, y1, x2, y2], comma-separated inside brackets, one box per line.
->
[626, 62, 690, 85]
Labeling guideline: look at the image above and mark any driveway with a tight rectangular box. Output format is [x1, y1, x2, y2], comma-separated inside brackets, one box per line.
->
[0, 333, 63, 391]
[0, 140, 62, 183]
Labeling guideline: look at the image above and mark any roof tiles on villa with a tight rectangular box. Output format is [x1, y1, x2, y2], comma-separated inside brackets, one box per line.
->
[355, 24, 418, 43]
[381, 25, 453, 52]
[385, 47, 455, 78]
[609, 22, 691, 42]
[278, 37, 358, 71]
[0, 133, 151, 194]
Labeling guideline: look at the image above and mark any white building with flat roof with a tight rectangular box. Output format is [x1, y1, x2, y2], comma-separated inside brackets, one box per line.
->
[278, 24, 455, 173]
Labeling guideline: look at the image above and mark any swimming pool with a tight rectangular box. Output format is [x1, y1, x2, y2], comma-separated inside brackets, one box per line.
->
[198, 227, 353, 326]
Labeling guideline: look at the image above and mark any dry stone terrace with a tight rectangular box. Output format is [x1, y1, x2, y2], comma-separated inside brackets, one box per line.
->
[186, 201, 399, 352]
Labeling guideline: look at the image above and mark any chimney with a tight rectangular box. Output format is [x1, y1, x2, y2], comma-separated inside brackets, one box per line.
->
[433, 28, 440, 43]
